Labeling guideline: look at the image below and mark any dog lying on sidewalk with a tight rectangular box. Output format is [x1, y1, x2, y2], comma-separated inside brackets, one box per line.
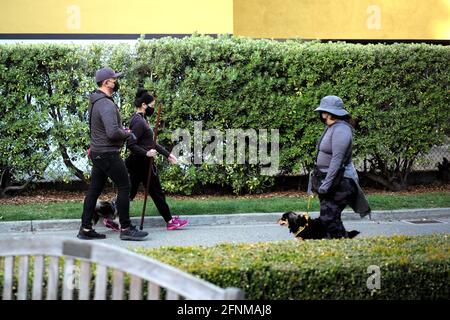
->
[277, 211, 359, 240]
[93, 200, 120, 231]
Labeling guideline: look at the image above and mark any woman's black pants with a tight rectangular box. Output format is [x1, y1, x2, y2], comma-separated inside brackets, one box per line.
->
[125, 155, 172, 223]
[318, 178, 356, 238]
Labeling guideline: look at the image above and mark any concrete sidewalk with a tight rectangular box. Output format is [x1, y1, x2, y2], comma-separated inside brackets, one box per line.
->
[1, 207, 449, 233]
[0, 216, 449, 250]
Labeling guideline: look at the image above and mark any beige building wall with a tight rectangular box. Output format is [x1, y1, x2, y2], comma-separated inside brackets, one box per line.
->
[0, 0, 448, 39]
[0, 0, 233, 34]
[234, 0, 450, 40]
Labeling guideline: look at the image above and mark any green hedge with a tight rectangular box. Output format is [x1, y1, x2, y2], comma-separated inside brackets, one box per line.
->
[136, 235, 450, 299]
[1, 36, 449, 194]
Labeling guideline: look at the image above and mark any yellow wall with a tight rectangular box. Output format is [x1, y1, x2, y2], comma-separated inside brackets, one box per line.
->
[234, 0, 450, 40]
[0, 0, 449, 39]
[0, 0, 233, 34]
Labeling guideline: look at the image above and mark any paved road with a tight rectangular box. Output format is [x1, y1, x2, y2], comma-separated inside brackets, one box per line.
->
[0, 217, 449, 250]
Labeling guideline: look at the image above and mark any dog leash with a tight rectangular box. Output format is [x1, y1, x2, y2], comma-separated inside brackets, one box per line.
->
[294, 194, 314, 239]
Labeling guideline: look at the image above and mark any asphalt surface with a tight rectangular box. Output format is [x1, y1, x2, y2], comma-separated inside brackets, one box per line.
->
[0, 211, 449, 249]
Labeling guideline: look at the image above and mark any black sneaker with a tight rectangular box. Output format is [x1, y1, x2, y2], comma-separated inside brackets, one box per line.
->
[77, 227, 106, 240]
[120, 225, 148, 241]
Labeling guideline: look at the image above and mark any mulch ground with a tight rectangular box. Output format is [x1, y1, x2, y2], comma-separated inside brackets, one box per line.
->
[1, 184, 449, 205]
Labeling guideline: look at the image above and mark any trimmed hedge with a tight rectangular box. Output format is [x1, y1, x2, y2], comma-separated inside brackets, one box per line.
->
[135, 235, 450, 299]
[1, 36, 449, 194]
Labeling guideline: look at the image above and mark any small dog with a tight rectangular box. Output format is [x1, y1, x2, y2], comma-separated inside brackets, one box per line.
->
[93, 200, 120, 231]
[277, 211, 359, 240]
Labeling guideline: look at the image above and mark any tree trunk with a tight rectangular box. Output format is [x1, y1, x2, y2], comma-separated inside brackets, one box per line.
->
[0, 177, 34, 198]
[58, 142, 88, 183]
[44, 69, 88, 185]
[364, 172, 406, 191]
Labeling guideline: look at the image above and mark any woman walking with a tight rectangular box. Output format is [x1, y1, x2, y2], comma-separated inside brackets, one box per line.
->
[312, 95, 370, 238]
[126, 88, 188, 230]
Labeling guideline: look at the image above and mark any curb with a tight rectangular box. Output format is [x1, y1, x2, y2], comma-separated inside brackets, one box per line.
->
[0, 208, 449, 233]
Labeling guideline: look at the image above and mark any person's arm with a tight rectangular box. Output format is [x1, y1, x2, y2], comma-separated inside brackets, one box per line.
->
[155, 143, 170, 158]
[318, 125, 352, 194]
[146, 124, 170, 158]
[99, 102, 130, 141]
[127, 117, 148, 157]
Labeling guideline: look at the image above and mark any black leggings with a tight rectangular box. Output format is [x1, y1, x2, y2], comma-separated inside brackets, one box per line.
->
[125, 155, 172, 223]
[81, 152, 131, 229]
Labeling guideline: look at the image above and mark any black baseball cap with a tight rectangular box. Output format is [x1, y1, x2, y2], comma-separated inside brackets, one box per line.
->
[95, 67, 123, 83]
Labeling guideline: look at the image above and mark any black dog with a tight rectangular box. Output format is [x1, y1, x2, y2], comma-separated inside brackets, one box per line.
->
[277, 211, 359, 240]
[93, 200, 120, 231]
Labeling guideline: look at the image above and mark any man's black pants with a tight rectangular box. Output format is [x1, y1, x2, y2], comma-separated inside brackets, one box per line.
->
[318, 178, 356, 238]
[81, 151, 131, 229]
[125, 155, 172, 223]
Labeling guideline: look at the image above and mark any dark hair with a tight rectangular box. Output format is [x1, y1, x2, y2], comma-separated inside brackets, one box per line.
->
[333, 114, 356, 127]
[333, 114, 350, 121]
[96, 81, 103, 87]
[134, 88, 154, 107]
[320, 112, 355, 127]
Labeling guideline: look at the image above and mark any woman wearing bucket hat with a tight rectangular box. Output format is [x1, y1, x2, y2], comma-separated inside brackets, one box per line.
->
[311, 95, 371, 239]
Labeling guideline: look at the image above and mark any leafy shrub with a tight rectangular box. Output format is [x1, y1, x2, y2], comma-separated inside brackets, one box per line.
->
[1, 37, 448, 194]
[136, 235, 450, 299]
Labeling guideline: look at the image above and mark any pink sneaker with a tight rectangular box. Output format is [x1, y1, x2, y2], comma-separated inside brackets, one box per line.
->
[103, 218, 120, 231]
[167, 216, 189, 230]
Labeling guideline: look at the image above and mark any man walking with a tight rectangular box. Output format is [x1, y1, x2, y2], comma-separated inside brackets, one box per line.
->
[78, 67, 148, 241]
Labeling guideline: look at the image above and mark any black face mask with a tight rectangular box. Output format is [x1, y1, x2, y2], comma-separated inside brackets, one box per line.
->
[113, 81, 120, 92]
[145, 105, 154, 117]
[319, 112, 326, 124]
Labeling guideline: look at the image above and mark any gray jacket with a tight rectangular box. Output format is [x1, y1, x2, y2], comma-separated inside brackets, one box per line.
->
[88, 90, 131, 153]
[316, 120, 353, 193]
[315, 121, 371, 217]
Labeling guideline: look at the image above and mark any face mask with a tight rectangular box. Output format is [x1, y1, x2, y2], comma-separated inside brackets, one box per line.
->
[145, 105, 154, 117]
[319, 112, 326, 124]
[113, 81, 120, 92]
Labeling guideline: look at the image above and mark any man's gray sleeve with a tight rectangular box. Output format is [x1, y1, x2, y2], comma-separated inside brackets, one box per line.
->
[318, 125, 352, 193]
[98, 103, 130, 141]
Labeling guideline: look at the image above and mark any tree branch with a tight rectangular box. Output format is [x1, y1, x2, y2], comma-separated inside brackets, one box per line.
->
[43, 68, 87, 184]
[364, 172, 403, 191]
[58, 142, 88, 183]
[1, 176, 34, 198]
[0, 168, 7, 187]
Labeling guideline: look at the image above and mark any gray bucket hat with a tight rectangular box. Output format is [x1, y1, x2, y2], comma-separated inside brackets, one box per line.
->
[314, 95, 349, 116]
[95, 67, 123, 83]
